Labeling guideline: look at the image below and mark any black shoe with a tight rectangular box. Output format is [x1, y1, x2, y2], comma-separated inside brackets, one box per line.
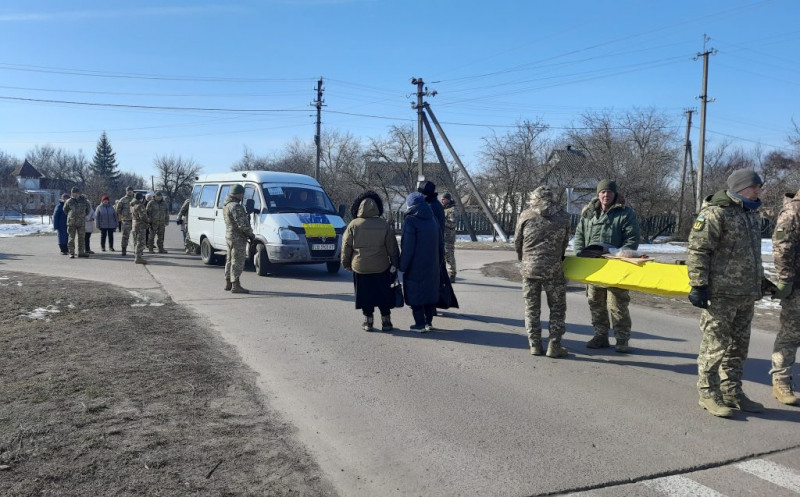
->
[586, 335, 610, 349]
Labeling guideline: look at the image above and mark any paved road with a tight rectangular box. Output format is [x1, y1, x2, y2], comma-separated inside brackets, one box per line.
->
[3, 228, 800, 497]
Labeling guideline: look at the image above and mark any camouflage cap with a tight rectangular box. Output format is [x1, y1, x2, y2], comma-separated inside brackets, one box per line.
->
[531, 186, 553, 200]
[442, 192, 453, 201]
[125, 186, 134, 192]
[154, 191, 163, 197]
[70, 186, 80, 193]
[231, 184, 245, 195]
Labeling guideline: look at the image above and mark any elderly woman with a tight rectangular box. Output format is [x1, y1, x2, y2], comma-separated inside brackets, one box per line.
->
[53, 193, 69, 255]
[342, 191, 400, 332]
[400, 192, 443, 332]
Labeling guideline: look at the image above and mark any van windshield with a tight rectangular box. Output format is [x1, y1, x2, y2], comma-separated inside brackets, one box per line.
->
[262, 185, 337, 215]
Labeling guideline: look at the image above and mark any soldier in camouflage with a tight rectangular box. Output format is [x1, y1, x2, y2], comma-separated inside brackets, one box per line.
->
[688, 169, 765, 418]
[131, 192, 150, 264]
[146, 191, 170, 254]
[514, 186, 571, 357]
[769, 187, 800, 406]
[442, 192, 457, 281]
[116, 186, 135, 256]
[176, 198, 196, 254]
[63, 186, 91, 258]
[223, 184, 256, 294]
[573, 179, 640, 353]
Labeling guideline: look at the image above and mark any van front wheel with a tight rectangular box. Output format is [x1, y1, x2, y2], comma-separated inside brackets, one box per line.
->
[200, 238, 217, 265]
[255, 243, 271, 276]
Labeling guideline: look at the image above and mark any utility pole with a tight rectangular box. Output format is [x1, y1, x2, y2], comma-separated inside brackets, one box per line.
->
[695, 34, 716, 213]
[312, 77, 325, 180]
[677, 109, 694, 233]
[411, 78, 435, 183]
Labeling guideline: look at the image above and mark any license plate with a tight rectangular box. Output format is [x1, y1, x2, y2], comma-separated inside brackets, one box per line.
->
[312, 243, 335, 251]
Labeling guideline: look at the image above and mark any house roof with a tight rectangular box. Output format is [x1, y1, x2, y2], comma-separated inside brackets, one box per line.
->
[11, 159, 44, 179]
[541, 146, 604, 188]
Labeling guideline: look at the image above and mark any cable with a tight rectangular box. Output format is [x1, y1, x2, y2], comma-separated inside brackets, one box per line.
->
[0, 95, 310, 113]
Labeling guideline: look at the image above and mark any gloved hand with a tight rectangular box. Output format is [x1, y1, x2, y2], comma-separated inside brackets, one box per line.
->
[389, 265, 397, 274]
[176, 219, 183, 226]
[247, 233, 256, 242]
[774, 281, 794, 300]
[688, 286, 710, 309]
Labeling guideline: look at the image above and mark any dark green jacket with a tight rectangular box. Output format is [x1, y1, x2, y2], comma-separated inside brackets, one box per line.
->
[573, 196, 640, 253]
[687, 190, 763, 298]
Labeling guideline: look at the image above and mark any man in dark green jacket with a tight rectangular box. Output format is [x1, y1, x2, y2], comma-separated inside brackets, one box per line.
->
[574, 179, 640, 352]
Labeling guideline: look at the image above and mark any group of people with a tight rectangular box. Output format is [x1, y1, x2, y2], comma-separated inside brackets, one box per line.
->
[514, 170, 798, 418]
[52, 186, 171, 264]
[341, 181, 458, 333]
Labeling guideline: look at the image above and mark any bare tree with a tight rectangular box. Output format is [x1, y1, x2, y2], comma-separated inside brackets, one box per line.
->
[153, 154, 202, 209]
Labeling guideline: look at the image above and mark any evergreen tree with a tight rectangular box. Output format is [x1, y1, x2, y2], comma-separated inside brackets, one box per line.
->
[91, 131, 121, 186]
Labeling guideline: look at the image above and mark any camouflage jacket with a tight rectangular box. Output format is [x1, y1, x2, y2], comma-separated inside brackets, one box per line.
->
[146, 199, 169, 226]
[573, 196, 640, 253]
[177, 199, 190, 221]
[773, 188, 800, 285]
[514, 195, 571, 280]
[63, 195, 91, 227]
[116, 194, 134, 221]
[688, 190, 763, 298]
[443, 204, 457, 244]
[131, 199, 150, 227]
[223, 194, 253, 242]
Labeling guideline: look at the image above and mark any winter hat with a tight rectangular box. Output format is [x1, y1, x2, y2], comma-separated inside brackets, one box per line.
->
[442, 192, 453, 201]
[727, 169, 763, 193]
[101, 194, 109, 202]
[154, 191, 163, 197]
[61, 193, 70, 200]
[418, 180, 437, 196]
[135, 192, 144, 201]
[231, 184, 245, 195]
[406, 191, 425, 208]
[125, 186, 133, 192]
[71, 186, 80, 193]
[596, 179, 617, 194]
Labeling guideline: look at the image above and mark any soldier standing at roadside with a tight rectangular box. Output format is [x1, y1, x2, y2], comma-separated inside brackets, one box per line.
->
[223, 184, 256, 294]
[116, 186, 135, 256]
[514, 186, 571, 357]
[688, 169, 765, 418]
[442, 192, 457, 282]
[176, 198, 194, 254]
[573, 179, 640, 353]
[769, 186, 800, 406]
[63, 186, 91, 259]
[146, 191, 170, 254]
[131, 192, 150, 265]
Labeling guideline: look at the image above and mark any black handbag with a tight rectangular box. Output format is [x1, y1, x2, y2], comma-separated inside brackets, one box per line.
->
[391, 272, 405, 308]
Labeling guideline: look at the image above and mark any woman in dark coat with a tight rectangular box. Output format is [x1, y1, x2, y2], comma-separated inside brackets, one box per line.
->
[342, 191, 400, 332]
[400, 192, 443, 332]
[52, 193, 69, 255]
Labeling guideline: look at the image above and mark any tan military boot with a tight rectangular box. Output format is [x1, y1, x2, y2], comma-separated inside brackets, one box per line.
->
[231, 279, 250, 294]
[615, 339, 630, 353]
[530, 338, 543, 356]
[134, 256, 147, 264]
[722, 392, 764, 413]
[586, 334, 610, 349]
[773, 378, 799, 406]
[224, 280, 232, 291]
[698, 395, 733, 418]
[546, 340, 569, 358]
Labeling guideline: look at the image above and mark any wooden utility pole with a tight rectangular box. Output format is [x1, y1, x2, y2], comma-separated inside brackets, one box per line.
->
[695, 35, 716, 213]
[411, 78, 436, 183]
[312, 77, 325, 180]
[677, 109, 694, 232]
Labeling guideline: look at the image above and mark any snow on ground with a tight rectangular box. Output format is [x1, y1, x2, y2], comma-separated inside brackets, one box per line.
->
[0, 216, 53, 237]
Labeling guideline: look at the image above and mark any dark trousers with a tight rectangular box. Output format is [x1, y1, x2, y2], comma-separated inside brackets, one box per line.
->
[411, 305, 436, 326]
[362, 305, 391, 317]
[84, 232, 92, 252]
[100, 228, 115, 249]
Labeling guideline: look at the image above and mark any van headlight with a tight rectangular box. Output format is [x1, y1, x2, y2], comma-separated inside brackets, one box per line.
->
[278, 227, 300, 241]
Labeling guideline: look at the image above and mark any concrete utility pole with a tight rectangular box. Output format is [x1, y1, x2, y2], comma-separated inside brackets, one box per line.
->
[411, 78, 435, 183]
[677, 108, 694, 233]
[695, 35, 716, 213]
[312, 77, 325, 180]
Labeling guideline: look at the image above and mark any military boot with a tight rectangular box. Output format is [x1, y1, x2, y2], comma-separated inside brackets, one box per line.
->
[546, 340, 568, 358]
[772, 378, 799, 405]
[380, 315, 394, 331]
[530, 338, 543, 356]
[224, 279, 232, 291]
[158, 248, 168, 254]
[231, 279, 250, 294]
[698, 394, 733, 418]
[722, 392, 764, 413]
[615, 339, 630, 353]
[134, 256, 147, 265]
[121, 248, 126, 256]
[148, 248, 155, 254]
[586, 334, 610, 349]
[362, 315, 374, 332]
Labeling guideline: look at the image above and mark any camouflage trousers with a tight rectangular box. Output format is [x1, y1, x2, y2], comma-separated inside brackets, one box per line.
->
[67, 224, 86, 256]
[445, 243, 456, 278]
[182, 224, 196, 252]
[132, 224, 147, 258]
[770, 292, 800, 382]
[523, 275, 567, 345]
[697, 295, 754, 398]
[587, 285, 631, 340]
[147, 222, 166, 251]
[120, 219, 132, 251]
[224, 237, 247, 283]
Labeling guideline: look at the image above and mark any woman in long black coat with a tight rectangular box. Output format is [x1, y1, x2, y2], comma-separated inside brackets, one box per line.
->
[400, 192, 443, 332]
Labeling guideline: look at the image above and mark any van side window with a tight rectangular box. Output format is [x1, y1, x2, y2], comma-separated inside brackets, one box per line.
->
[190, 185, 202, 208]
[217, 185, 232, 209]
[198, 185, 218, 208]
[244, 184, 262, 212]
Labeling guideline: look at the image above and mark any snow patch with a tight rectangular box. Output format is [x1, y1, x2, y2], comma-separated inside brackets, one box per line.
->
[0, 217, 54, 237]
[756, 297, 781, 310]
[24, 305, 61, 321]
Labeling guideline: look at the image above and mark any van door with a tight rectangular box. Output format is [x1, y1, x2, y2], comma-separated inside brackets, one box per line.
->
[214, 184, 233, 249]
[193, 183, 219, 248]
[243, 183, 263, 233]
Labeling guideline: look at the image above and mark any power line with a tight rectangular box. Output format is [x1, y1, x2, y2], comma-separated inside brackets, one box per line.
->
[0, 95, 310, 113]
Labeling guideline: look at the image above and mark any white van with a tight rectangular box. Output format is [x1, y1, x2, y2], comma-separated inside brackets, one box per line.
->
[187, 171, 346, 275]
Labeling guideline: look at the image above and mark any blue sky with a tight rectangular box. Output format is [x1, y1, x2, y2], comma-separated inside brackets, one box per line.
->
[1, 0, 797, 181]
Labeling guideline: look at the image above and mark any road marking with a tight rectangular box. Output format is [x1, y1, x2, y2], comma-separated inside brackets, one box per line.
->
[735, 459, 800, 492]
[643, 475, 727, 496]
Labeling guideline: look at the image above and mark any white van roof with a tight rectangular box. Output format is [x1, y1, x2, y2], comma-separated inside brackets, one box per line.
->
[194, 171, 322, 187]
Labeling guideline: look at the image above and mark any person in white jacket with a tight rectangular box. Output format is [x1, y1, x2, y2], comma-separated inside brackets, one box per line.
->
[83, 197, 97, 254]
